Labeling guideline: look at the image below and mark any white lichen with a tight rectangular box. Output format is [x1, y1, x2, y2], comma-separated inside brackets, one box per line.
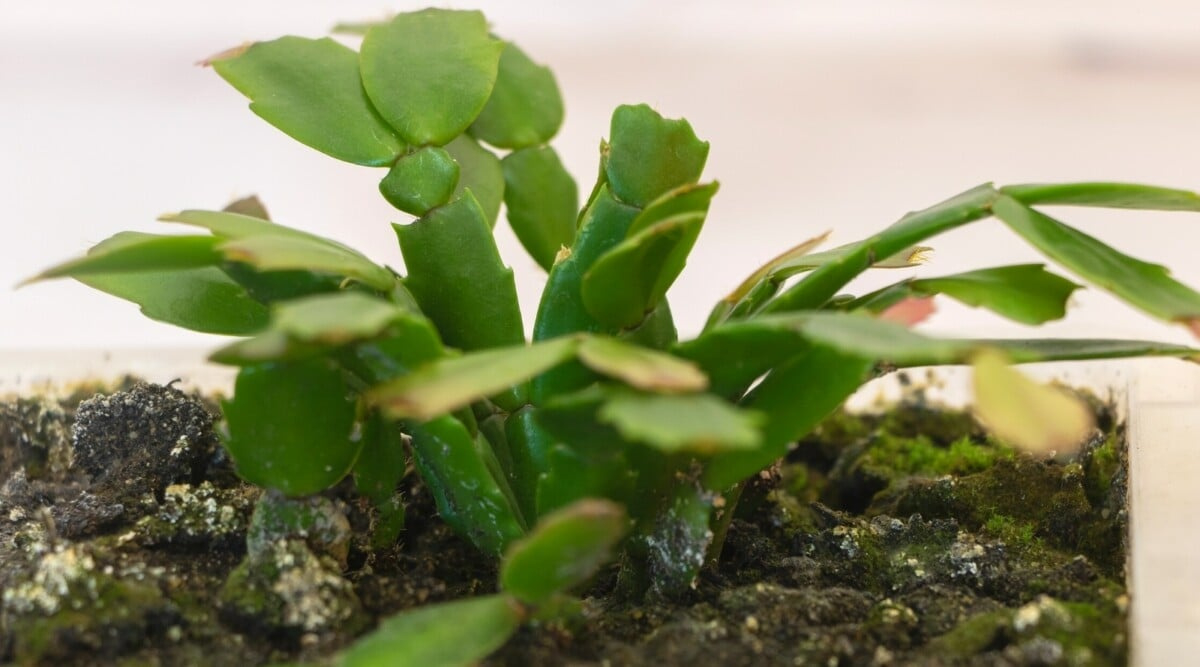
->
[268, 540, 357, 632]
[2, 544, 97, 615]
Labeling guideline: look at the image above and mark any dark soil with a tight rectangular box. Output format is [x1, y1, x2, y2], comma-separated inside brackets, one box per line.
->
[0, 379, 1129, 666]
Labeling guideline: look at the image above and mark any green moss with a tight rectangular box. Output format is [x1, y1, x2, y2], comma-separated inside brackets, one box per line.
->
[1084, 430, 1121, 505]
[865, 432, 1013, 478]
[9, 570, 169, 664]
[982, 515, 1040, 552]
[925, 608, 1011, 657]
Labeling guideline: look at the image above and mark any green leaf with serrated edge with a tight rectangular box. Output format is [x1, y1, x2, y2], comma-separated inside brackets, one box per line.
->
[993, 195, 1200, 333]
[531, 184, 639, 402]
[445, 134, 504, 227]
[209, 292, 417, 365]
[378, 146, 460, 216]
[501, 499, 627, 604]
[218, 235, 394, 291]
[577, 336, 707, 392]
[852, 264, 1081, 325]
[359, 9, 502, 146]
[972, 349, 1094, 455]
[1001, 182, 1200, 211]
[503, 146, 578, 270]
[407, 415, 525, 555]
[339, 594, 523, 667]
[56, 231, 269, 334]
[77, 268, 269, 335]
[24, 232, 222, 284]
[368, 337, 580, 421]
[605, 104, 709, 208]
[763, 184, 1000, 315]
[395, 191, 525, 353]
[160, 209, 317, 241]
[470, 41, 564, 149]
[162, 209, 394, 292]
[210, 37, 404, 166]
[598, 391, 761, 455]
[222, 359, 360, 496]
[705, 345, 875, 491]
[626, 181, 719, 238]
[269, 292, 405, 342]
[582, 212, 705, 328]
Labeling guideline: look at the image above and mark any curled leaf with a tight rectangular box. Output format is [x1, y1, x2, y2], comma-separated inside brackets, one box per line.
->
[577, 336, 707, 393]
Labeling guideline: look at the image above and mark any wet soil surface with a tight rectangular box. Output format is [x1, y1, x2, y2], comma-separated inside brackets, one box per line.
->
[0, 380, 1128, 666]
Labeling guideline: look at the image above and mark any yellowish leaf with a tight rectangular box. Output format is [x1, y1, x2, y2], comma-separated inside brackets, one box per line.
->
[971, 350, 1093, 455]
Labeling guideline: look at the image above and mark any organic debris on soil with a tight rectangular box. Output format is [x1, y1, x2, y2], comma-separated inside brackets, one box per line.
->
[0, 380, 1128, 666]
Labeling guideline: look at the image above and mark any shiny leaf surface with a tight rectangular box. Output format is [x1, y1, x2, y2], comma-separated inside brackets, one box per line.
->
[222, 359, 360, 495]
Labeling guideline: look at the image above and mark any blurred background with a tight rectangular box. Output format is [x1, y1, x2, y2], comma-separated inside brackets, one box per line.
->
[4, 0, 1200, 352]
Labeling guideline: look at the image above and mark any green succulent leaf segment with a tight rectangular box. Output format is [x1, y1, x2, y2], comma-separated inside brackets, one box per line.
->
[222, 359, 360, 496]
[340, 594, 524, 667]
[500, 499, 627, 604]
[502, 146, 578, 270]
[25, 7, 1200, 664]
[395, 192, 524, 352]
[210, 37, 404, 166]
[471, 42, 565, 150]
[378, 146, 460, 215]
[77, 267, 269, 335]
[359, 9, 502, 146]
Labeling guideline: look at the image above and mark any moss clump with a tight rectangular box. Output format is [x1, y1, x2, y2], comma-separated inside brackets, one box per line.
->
[862, 432, 1014, 479]
[219, 538, 367, 643]
[982, 515, 1041, 553]
[0, 397, 73, 482]
[134, 482, 258, 548]
[925, 595, 1126, 664]
[246, 490, 352, 567]
[2, 544, 175, 665]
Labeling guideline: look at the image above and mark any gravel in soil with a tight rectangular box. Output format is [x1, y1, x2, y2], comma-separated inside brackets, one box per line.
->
[0, 380, 1129, 666]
